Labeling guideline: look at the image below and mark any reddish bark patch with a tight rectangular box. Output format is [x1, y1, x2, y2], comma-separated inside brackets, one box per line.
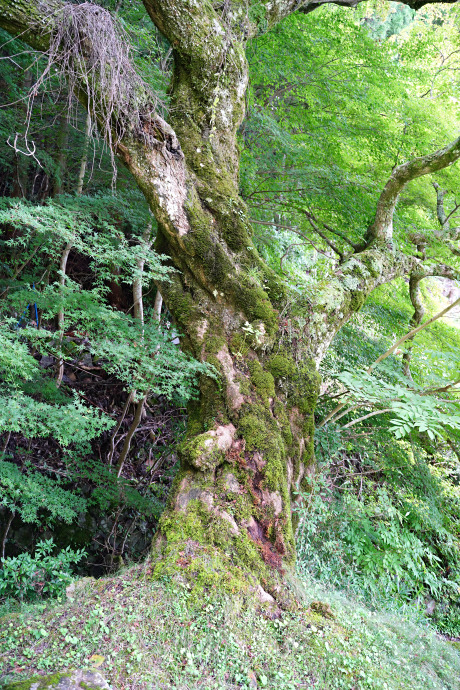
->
[226, 438, 245, 464]
[259, 539, 283, 571]
[247, 518, 265, 543]
[247, 517, 284, 572]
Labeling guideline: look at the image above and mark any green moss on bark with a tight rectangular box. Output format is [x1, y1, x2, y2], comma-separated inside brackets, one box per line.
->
[180, 432, 226, 471]
[186, 368, 227, 437]
[237, 405, 293, 557]
[239, 407, 284, 475]
[234, 281, 278, 335]
[229, 333, 250, 356]
[273, 401, 293, 446]
[154, 498, 279, 601]
[248, 359, 275, 404]
[349, 290, 366, 312]
[268, 353, 320, 415]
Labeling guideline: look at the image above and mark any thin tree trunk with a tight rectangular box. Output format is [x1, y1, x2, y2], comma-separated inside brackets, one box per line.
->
[56, 240, 72, 387]
[115, 222, 152, 477]
[56, 111, 89, 385]
[54, 113, 69, 196]
[76, 111, 91, 196]
[133, 222, 152, 325]
[116, 393, 148, 478]
[1, 431, 11, 456]
[153, 290, 163, 322]
[1, 510, 15, 560]
[402, 275, 424, 379]
[107, 390, 135, 466]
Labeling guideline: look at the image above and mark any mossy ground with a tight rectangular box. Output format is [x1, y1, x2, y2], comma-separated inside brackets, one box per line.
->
[1, 565, 460, 690]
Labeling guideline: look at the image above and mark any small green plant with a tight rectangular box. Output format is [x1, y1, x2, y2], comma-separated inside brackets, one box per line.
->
[0, 538, 85, 601]
[432, 604, 460, 638]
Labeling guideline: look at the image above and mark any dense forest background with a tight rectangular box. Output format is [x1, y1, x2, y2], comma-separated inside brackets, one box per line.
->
[3, 1, 460, 686]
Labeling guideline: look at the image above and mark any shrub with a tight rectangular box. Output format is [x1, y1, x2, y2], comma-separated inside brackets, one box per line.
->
[0, 538, 85, 601]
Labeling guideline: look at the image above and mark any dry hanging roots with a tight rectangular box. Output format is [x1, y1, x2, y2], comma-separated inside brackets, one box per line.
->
[26, 2, 161, 176]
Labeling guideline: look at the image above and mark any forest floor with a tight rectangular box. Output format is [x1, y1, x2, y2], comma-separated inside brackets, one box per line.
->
[1, 564, 460, 690]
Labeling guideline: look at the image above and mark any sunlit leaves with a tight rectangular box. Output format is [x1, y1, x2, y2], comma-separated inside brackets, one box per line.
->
[242, 5, 460, 279]
[335, 367, 460, 439]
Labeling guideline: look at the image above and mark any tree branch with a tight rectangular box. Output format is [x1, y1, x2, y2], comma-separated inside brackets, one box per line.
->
[366, 136, 460, 243]
[370, 294, 460, 373]
[322, 221, 361, 251]
[422, 378, 460, 395]
[433, 181, 449, 231]
[341, 408, 392, 429]
[402, 185, 460, 375]
[303, 211, 344, 261]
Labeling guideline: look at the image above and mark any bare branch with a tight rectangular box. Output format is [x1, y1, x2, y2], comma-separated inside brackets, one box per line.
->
[341, 408, 392, 429]
[370, 295, 460, 373]
[107, 391, 135, 467]
[322, 221, 361, 251]
[303, 210, 344, 261]
[367, 136, 460, 243]
[1, 510, 15, 560]
[116, 394, 148, 478]
[423, 378, 460, 395]
[7, 132, 42, 168]
[250, 219, 299, 232]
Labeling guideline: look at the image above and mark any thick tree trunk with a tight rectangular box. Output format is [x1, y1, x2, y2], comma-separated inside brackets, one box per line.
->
[139, 15, 320, 601]
[151, 232, 409, 602]
[151, 282, 321, 602]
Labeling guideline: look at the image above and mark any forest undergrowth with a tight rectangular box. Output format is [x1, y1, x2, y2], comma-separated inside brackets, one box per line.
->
[1, 563, 460, 690]
[2, 281, 460, 690]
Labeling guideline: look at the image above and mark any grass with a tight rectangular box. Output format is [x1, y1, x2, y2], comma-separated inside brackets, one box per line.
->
[1, 564, 460, 690]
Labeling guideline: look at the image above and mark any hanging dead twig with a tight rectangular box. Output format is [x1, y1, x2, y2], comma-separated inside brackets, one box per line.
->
[21, 2, 162, 177]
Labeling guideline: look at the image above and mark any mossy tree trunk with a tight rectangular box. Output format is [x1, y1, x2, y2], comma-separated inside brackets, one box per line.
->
[1, 0, 460, 604]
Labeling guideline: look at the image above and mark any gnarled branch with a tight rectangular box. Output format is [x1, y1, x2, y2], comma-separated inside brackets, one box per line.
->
[366, 136, 460, 243]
